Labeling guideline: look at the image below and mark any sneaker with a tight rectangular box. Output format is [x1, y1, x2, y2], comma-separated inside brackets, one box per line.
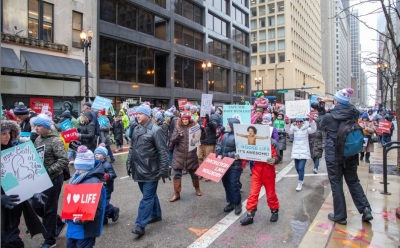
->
[362, 207, 373, 222]
[112, 207, 120, 222]
[328, 213, 347, 225]
[296, 181, 303, 192]
[313, 168, 318, 174]
[240, 211, 255, 226]
[234, 204, 242, 215]
[37, 243, 56, 248]
[148, 216, 162, 224]
[132, 225, 145, 237]
[224, 204, 234, 212]
[110, 159, 115, 163]
[365, 158, 370, 163]
[270, 210, 279, 222]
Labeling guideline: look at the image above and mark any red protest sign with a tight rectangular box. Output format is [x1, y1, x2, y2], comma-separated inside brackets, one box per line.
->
[376, 127, 383, 136]
[30, 98, 54, 115]
[178, 99, 187, 110]
[379, 120, 392, 134]
[195, 153, 234, 182]
[61, 128, 79, 143]
[61, 183, 103, 221]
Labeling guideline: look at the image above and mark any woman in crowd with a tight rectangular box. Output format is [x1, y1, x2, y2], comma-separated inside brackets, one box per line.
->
[359, 112, 375, 163]
[274, 112, 287, 158]
[77, 111, 96, 152]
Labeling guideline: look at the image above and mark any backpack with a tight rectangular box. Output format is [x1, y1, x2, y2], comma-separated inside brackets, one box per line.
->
[336, 119, 364, 157]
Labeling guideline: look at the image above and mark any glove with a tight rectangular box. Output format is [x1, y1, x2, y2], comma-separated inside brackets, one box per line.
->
[307, 113, 314, 123]
[1, 195, 20, 209]
[234, 154, 240, 160]
[266, 158, 276, 164]
[158, 170, 170, 183]
[101, 173, 110, 182]
[73, 218, 83, 225]
[205, 114, 210, 122]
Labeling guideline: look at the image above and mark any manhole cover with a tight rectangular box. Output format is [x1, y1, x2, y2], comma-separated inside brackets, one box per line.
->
[369, 164, 400, 176]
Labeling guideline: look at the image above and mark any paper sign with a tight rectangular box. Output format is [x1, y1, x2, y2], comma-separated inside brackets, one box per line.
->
[376, 127, 383, 136]
[59, 119, 73, 131]
[178, 99, 188, 110]
[195, 153, 234, 182]
[36, 145, 45, 162]
[188, 124, 201, 152]
[98, 116, 109, 127]
[233, 124, 271, 161]
[1, 142, 53, 204]
[285, 100, 310, 118]
[69, 141, 82, 151]
[222, 105, 251, 126]
[30, 98, 54, 115]
[20, 132, 31, 137]
[41, 105, 49, 113]
[61, 128, 79, 143]
[378, 120, 392, 134]
[91, 96, 112, 111]
[61, 183, 103, 221]
[200, 94, 213, 117]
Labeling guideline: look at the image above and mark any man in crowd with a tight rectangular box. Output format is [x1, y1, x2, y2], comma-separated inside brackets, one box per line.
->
[13, 102, 36, 133]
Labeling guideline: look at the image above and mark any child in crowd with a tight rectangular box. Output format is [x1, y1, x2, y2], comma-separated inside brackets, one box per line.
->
[94, 143, 120, 225]
[112, 116, 124, 152]
[66, 146, 106, 248]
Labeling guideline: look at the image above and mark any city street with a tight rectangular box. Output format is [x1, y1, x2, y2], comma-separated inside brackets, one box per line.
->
[20, 141, 333, 248]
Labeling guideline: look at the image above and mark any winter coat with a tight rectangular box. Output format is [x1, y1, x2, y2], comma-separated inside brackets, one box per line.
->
[98, 160, 117, 193]
[199, 113, 220, 145]
[66, 164, 106, 240]
[251, 98, 269, 117]
[99, 121, 112, 146]
[126, 119, 169, 182]
[285, 121, 316, 160]
[160, 122, 170, 141]
[112, 120, 124, 141]
[168, 116, 179, 141]
[374, 113, 388, 124]
[215, 118, 242, 170]
[308, 130, 324, 159]
[318, 104, 360, 164]
[274, 119, 287, 151]
[359, 120, 375, 153]
[78, 122, 96, 152]
[121, 113, 129, 129]
[170, 120, 200, 171]
[34, 129, 69, 180]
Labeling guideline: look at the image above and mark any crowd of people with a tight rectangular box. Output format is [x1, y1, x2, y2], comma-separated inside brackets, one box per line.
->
[2, 87, 395, 246]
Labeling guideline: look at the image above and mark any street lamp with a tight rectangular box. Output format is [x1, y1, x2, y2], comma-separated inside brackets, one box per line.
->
[80, 29, 94, 102]
[202, 61, 212, 94]
[274, 59, 293, 92]
[254, 77, 262, 91]
[376, 62, 388, 108]
[279, 73, 285, 89]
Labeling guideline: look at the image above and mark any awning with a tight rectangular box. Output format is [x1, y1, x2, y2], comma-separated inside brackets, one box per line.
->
[1, 47, 24, 70]
[21, 50, 92, 77]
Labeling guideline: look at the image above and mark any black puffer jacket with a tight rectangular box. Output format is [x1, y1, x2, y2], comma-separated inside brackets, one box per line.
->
[78, 122, 96, 152]
[215, 118, 242, 170]
[309, 130, 324, 159]
[199, 113, 219, 145]
[319, 104, 359, 164]
[126, 120, 169, 182]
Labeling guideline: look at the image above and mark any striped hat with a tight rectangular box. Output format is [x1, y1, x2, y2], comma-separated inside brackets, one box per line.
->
[74, 145, 95, 171]
[14, 102, 29, 115]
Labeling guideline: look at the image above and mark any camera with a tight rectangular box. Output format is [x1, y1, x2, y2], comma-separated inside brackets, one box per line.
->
[311, 101, 326, 115]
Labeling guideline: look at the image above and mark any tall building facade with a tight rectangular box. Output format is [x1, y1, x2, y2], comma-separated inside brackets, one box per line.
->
[321, 0, 336, 97]
[98, 0, 251, 108]
[1, 0, 97, 117]
[350, 10, 361, 104]
[250, 0, 325, 102]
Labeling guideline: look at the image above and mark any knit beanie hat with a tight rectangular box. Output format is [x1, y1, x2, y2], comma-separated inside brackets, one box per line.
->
[83, 102, 92, 108]
[61, 110, 72, 119]
[254, 92, 263, 98]
[94, 143, 108, 158]
[263, 114, 271, 122]
[98, 109, 106, 116]
[168, 106, 176, 113]
[191, 105, 197, 112]
[256, 108, 263, 113]
[295, 118, 304, 122]
[180, 111, 191, 119]
[33, 111, 53, 130]
[154, 111, 164, 120]
[136, 104, 151, 117]
[14, 102, 29, 115]
[334, 88, 354, 105]
[361, 112, 369, 120]
[184, 103, 191, 110]
[74, 145, 95, 171]
[164, 110, 173, 117]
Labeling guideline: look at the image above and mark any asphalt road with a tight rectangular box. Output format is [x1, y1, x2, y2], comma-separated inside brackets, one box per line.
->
[21, 141, 331, 248]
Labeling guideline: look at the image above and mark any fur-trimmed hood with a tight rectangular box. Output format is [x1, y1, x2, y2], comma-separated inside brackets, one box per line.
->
[1, 120, 21, 145]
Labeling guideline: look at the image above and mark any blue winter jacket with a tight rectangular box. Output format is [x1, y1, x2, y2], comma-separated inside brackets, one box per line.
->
[215, 118, 242, 170]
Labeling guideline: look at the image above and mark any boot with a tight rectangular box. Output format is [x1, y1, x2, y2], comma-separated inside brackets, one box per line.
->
[234, 203, 242, 215]
[270, 209, 279, 222]
[169, 179, 181, 202]
[359, 152, 364, 161]
[362, 207, 373, 222]
[365, 152, 370, 163]
[192, 179, 202, 196]
[240, 210, 256, 225]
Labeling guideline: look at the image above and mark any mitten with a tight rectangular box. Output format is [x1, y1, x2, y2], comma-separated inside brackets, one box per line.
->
[1, 195, 20, 209]
[101, 173, 110, 182]
[266, 158, 276, 165]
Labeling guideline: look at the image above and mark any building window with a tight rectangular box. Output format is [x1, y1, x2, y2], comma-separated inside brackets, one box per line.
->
[100, 0, 116, 23]
[278, 52, 285, 62]
[252, 44, 257, 53]
[208, 38, 229, 59]
[174, 0, 203, 25]
[277, 14, 284, 25]
[251, 20, 257, 29]
[232, 27, 248, 46]
[259, 30, 266, 40]
[99, 37, 117, 80]
[28, 0, 53, 42]
[259, 42, 266, 52]
[259, 18, 266, 28]
[260, 55, 266, 64]
[207, 13, 228, 37]
[277, 27, 284, 37]
[277, 40, 285, 50]
[251, 56, 257, 65]
[277, 1, 284, 12]
[268, 3, 274, 14]
[233, 71, 248, 95]
[234, 5, 249, 27]
[251, 7, 257, 17]
[72, 11, 83, 48]
[175, 23, 204, 51]
[207, 0, 229, 14]
[268, 29, 275, 39]
[259, 6, 265, 16]
[268, 16, 275, 26]
[117, 1, 137, 30]
[268, 41, 275, 51]
[233, 48, 248, 66]
[269, 54, 275, 63]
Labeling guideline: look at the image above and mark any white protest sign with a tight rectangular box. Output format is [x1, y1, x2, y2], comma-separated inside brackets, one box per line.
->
[233, 124, 271, 161]
[285, 100, 310, 118]
[41, 105, 49, 113]
[188, 124, 202, 152]
[1, 142, 53, 204]
[200, 94, 213, 117]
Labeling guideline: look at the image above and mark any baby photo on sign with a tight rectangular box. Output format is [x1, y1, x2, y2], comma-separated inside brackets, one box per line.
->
[233, 124, 271, 162]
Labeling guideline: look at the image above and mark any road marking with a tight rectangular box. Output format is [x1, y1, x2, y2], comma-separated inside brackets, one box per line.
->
[284, 173, 328, 177]
[187, 160, 295, 248]
[120, 176, 130, 180]
[188, 228, 208, 236]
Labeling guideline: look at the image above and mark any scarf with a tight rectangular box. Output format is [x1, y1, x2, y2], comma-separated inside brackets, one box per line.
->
[69, 171, 89, 184]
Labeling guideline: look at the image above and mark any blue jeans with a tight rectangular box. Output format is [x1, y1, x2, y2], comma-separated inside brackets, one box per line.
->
[135, 181, 161, 228]
[105, 145, 115, 161]
[105, 189, 115, 218]
[382, 134, 391, 145]
[294, 159, 306, 181]
[221, 167, 243, 205]
[313, 157, 320, 170]
[67, 237, 96, 248]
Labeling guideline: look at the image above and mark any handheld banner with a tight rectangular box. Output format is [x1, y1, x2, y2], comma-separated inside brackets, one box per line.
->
[59, 119, 73, 131]
[1, 142, 53, 204]
[222, 105, 251, 126]
[200, 94, 213, 117]
[61, 128, 79, 143]
[91, 96, 112, 111]
[378, 120, 392, 134]
[30, 98, 54, 115]
[20, 132, 31, 137]
[188, 124, 201, 152]
[233, 124, 271, 161]
[195, 153, 234, 182]
[285, 100, 310, 119]
[178, 99, 188, 110]
[61, 183, 103, 221]
[98, 116, 109, 127]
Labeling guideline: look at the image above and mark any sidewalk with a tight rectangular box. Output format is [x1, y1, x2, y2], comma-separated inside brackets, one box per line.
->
[299, 140, 400, 248]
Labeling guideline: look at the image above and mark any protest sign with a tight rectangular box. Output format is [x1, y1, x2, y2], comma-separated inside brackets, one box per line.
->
[61, 128, 79, 143]
[30, 98, 54, 115]
[1, 142, 53, 204]
[285, 100, 310, 119]
[61, 183, 103, 221]
[195, 153, 234, 182]
[36, 145, 45, 162]
[222, 105, 251, 126]
[59, 119, 73, 131]
[91, 96, 112, 111]
[188, 124, 201, 152]
[20, 132, 31, 137]
[41, 105, 49, 113]
[233, 124, 271, 161]
[200, 94, 213, 117]
[378, 120, 392, 134]
[98, 116, 109, 127]
[178, 99, 188, 110]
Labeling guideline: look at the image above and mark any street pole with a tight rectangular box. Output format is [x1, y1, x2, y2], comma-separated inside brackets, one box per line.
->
[202, 61, 212, 94]
[274, 63, 278, 93]
[80, 29, 93, 103]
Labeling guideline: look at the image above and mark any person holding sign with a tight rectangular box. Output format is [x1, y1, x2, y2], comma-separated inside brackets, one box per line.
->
[66, 145, 106, 248]
[215, 118, 243, 215]
[285, 116, 316, 192]
[169, 111, 203, 202]
[97, 110, 115, 163]
[1, 120, 45, 248]
[358, 113, 375, 163]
